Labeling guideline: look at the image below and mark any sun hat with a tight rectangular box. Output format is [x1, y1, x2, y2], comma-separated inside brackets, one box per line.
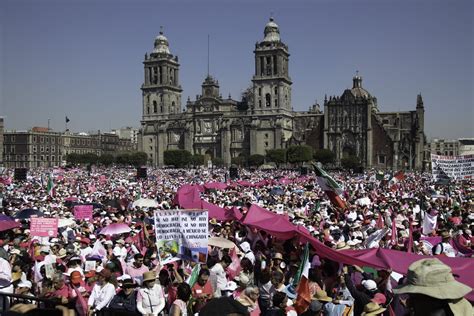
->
[57, 249, 67, 259]
[17, 280, 32, 289]
[371, 293, 387, 305]
[240, 242, 251, 253]
[314, 289, 332, 302]
[235, 273, 250, 287]
[272, 252, 284, 260]
[223, 281, 238, 292]
[361, 279, 378, 292]
[116, 239, 125, 244]
[85, 270, 96, 278]
[10, 249, 21, 255]
[440, 231, 451, 239]
[335, 242, 350, 250]
[361, 302, 386, 316]
[393, 258, 472, 300]
[143, 271, 157, 283]
[121, 278, 138, 288]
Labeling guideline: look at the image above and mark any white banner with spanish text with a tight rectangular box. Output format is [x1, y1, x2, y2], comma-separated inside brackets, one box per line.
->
[431, 154, 473, 181]
[154, 209, 208, 264]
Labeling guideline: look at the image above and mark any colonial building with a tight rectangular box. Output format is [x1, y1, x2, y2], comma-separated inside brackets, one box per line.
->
[4, 129, 136, 168]
[140, 18, 426, 170]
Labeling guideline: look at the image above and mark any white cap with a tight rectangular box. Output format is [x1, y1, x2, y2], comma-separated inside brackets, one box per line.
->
[361, 279, 377, 291]
[17, 280, 32, 289]
[223, 281, 238, 291]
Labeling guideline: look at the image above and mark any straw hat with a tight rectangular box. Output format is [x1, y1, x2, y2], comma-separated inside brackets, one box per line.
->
[393, 258, 472, 300]
[313, 289, 332, 302]
[57, 249, 67, 259]
[272, 253, 284, 261]
[361, 302, 386, 316]
[335, 242, 350, 251]
[143, 271, 157, 283]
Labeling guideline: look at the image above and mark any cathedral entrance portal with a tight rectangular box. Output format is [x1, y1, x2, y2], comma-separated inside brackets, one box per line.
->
[342, 146, 355, 159]
[204, 150, 213, 166]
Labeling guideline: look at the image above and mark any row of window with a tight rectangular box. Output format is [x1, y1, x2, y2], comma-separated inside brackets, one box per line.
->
[4, 155, 62, 162]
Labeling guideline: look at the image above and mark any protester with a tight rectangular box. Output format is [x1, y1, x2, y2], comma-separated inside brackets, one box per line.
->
[136, 271, 166, 316]
[393, 258, 472, 315]
[169, 283, 191, 316]
[0, 166, 472, 316]
[108, 278, 139, 315]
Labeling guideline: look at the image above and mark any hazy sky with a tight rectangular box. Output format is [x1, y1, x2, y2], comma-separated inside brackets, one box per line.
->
[1, 0, 472, 140]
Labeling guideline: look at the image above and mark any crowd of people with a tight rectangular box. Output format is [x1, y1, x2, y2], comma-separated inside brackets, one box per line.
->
[0, 166, 472, 316]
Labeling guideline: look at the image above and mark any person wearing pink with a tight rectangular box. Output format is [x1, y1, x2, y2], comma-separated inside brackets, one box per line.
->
[237, 286, 261, 316]
[125, 253, 149, 285]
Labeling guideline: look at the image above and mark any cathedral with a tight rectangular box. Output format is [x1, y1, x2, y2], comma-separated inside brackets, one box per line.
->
[139, 18, 426, 170]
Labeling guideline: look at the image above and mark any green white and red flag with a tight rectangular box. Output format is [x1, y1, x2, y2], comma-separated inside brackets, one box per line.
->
[312, 163, 347, 209]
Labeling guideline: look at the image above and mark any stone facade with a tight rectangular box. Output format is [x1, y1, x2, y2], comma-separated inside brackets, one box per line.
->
[140, 18, 426, 170]
[3, 129, 136, 168]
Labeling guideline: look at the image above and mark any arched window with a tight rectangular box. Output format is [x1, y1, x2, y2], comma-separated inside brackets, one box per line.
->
[153, 101, 157, 113]
[265, 94, 271, 107]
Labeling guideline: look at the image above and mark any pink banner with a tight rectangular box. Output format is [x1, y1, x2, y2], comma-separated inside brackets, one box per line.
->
[74, 205, 93, 219]
[174, 184, 474, 301]
[30, 218, 58, 237]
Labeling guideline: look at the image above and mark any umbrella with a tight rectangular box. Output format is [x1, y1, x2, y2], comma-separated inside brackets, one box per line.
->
[270, 187, 285, 196]
[13, 208, 44, 219]
[0, 221, 21, 232]
[208, 237, 237, 249]
[132, 198, 159, 208]
[99, 223, 131, 236]
[199, 297, 249, 316]
[0, 214, 14, 221]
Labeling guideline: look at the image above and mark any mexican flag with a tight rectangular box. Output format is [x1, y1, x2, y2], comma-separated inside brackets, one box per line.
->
[312, 163, 347, 209]
[188, 263, 200, 287]
[293, 243, 311, 314]
[46, 173, 55, 197]
[388, 170, 405, 189]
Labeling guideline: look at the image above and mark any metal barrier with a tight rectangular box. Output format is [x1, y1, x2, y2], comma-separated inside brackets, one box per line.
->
[0, 292, 58, 315]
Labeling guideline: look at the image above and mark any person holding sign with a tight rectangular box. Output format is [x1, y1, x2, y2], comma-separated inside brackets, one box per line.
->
[191, 268, 214, 313]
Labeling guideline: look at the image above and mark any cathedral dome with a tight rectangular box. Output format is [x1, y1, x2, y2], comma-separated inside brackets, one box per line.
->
[350, 75, 371, 98]
[263, 17, 280, 42]
[153, 31, 170, 54]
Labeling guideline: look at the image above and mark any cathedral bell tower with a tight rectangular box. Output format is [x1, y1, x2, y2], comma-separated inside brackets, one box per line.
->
[252, 17, 292, 114]
[141, 30, 182, 120]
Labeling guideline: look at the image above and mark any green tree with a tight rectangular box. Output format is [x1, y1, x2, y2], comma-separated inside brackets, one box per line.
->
[129, 152, 148, 167]
[340, 155, 361, 170]
[98, 154, 114, 166]
[266, 149, 287, 167]
[65, 153, 80, 165]
[231, 155, 247, 167]
[116, 153, 131, 165]
[191, 154, 204, 167]
[248, 154, 265, 167]
[213, 157, 224, 167]
[287, 145, 313, 165]
[83, 153, 98, 165]
[164, 149, 192, 168]
[313, 149, 336, 165]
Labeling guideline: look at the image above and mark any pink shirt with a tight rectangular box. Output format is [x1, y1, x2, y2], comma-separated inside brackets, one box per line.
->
[125, 264, 149, 285]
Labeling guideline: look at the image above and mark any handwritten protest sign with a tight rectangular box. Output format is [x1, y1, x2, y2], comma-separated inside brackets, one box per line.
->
[154, 209, 208, 264]
[431, 154, 473, 181]
[30, 217, 58, 237]
[74, 205, 93, 220]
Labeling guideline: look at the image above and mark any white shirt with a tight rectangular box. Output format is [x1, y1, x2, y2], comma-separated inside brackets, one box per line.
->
[211, 263, 227, 291]
[88, 282, 115, 311]
[113, 246, 127, 260]
[433, 242, 457, 257]
[137, 284, 166, 316]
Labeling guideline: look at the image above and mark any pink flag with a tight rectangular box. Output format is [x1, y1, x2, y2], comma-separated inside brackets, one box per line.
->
[226, 247, 241, 280]
[390, 217, 398, 246]
[73, 285, 88, 316]
[376, 213, 385, 229]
